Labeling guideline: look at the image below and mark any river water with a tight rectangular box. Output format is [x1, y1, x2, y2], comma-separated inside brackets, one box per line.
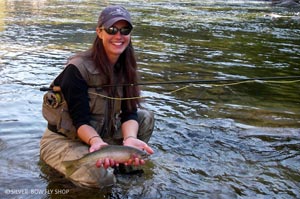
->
[0, 0, 299, 198]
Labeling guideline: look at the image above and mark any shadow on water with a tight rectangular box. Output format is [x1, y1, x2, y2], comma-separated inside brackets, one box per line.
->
[0, 0, 300, 198]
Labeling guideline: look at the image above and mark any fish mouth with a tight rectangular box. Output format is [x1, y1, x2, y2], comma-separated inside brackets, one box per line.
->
[140, 152, 150, 159]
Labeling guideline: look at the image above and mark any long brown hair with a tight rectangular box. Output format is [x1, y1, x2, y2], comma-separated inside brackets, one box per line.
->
[89, 36, 141, 111]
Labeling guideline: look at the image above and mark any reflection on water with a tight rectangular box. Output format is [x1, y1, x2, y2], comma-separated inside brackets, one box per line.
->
[0, 0, 299, 198]
[0, 1, 5, 32]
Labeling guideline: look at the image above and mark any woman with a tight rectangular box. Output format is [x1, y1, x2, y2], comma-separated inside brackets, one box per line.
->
[40, 5, 154, 188]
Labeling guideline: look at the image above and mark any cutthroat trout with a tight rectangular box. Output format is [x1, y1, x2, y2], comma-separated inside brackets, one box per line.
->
[62, 145, 149, 177]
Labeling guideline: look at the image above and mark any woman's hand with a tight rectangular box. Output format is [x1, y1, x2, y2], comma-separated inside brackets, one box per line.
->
[89, 139, 117, 169]
[95, 157, 118, 169]
[89, 139, 108, 153]
[123, 137, 154, 166]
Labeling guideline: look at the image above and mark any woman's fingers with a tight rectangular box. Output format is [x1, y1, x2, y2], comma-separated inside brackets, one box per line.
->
[96, 158, 116, 168]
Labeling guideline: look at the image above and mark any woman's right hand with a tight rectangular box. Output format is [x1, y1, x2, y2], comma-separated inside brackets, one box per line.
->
[89, 139, 118, 169]
[77, 125, 116, 169]
[89, 138, 108, 153]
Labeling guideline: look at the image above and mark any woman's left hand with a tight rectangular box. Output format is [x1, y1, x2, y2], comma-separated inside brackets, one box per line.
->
[123, 137, 154, 166]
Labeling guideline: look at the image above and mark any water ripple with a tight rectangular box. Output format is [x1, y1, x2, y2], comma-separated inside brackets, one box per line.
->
[0, 1, 299, 198]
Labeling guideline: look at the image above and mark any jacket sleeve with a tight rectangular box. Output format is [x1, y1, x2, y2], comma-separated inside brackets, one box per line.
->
[55, 64, 91, 129]
[120, 100, 138, 124]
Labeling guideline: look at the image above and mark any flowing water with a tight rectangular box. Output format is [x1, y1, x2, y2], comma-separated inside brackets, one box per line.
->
[0, 0, 300, 198]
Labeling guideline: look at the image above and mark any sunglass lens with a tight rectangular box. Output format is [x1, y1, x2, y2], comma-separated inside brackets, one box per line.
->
[120, 28, 131, 35]
[105, 27, 132, 35]
[106, 27, 118, 34]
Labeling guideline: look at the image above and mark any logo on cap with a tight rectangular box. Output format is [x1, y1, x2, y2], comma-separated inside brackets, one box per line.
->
[110, 8, 127, 17]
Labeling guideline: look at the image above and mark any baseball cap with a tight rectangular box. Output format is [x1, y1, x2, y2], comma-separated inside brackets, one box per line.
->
[98, 5, 132, 28]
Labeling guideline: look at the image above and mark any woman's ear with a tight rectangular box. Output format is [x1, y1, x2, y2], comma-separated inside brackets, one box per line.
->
[96, 27, 103, 39]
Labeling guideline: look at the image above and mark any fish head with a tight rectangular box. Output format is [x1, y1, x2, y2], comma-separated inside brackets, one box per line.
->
[132, 149, 149, 160]
[140, 150, 150, 159]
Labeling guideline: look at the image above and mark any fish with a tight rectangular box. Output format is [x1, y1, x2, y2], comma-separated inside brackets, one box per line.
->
[62, 145, 149, 177]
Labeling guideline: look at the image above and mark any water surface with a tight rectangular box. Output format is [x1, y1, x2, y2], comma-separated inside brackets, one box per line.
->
[0, 0, 299, 198]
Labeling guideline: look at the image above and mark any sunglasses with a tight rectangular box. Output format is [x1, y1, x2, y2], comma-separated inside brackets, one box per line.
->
[102, 26, 132, 35]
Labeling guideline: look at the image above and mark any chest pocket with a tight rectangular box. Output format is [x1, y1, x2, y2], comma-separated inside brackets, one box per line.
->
[88, 87, 123, 138]
[88, 87, 107, 116]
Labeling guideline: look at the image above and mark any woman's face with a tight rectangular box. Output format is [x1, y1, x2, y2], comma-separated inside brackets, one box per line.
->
[97, 20, 131, 64]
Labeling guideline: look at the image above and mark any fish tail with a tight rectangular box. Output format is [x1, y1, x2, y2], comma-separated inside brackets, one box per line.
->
[62, 159, 79, 177]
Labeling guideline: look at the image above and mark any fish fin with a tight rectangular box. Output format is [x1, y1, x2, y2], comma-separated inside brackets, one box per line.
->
[62, 159, 79, 177]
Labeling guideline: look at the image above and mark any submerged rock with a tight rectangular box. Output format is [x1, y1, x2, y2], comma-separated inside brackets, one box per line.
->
[271, 0, 300, 7]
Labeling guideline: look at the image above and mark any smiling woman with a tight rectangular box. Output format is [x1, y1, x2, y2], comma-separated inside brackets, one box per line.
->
[1, 0, 300, 198]
[39, 5, 155, 188]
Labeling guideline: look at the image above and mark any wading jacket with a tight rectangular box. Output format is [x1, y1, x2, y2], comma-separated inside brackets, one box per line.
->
[43, 54, 135, 139]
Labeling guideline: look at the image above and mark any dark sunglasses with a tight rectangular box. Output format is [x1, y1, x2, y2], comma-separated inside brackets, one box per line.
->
[102, 26, 132, 35]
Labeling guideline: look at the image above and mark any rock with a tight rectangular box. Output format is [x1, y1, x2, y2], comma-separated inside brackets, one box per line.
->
[271, 0, 300, 7]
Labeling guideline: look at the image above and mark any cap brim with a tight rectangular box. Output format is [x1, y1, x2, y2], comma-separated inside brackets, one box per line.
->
[103, 17, 132, 29]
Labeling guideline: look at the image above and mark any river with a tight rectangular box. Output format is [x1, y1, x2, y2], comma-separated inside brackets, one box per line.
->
[0, 0, 299, 198]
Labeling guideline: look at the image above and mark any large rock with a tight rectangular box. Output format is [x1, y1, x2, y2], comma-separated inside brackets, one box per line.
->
[271, 0, 300, 7]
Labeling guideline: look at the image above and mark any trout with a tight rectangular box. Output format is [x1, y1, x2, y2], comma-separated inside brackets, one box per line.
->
[62, 145, 149, 177]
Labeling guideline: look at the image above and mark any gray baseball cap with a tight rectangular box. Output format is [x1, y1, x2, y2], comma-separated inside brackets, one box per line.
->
[98, 5, 132, 28]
